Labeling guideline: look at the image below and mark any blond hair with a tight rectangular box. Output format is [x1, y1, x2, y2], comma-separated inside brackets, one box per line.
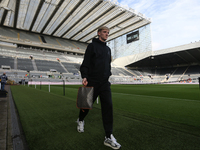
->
[97, 26, 110, 34]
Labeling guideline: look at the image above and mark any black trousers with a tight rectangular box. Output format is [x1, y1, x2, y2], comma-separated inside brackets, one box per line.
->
[79, 80, 113, 136]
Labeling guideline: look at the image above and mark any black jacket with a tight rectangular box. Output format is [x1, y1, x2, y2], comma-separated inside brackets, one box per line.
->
[0, 74, 8, 83]
[80, 38, 112, 82]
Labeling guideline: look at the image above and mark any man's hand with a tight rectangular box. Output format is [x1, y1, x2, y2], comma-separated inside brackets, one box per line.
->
[82, 78, 88, 86]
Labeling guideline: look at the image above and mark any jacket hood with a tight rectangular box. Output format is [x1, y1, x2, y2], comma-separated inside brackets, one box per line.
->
[92, 38, 107, 45]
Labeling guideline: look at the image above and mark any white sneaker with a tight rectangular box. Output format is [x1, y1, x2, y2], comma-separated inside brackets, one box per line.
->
[76, 119, 84, 133]
[104, 134, 121, 149]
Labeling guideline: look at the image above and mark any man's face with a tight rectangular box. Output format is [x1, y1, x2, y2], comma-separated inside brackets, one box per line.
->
[98, 29, 109, 42]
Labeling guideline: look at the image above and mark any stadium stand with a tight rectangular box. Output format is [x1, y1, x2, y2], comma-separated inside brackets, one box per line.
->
[70, 41, 87, 50]
[0, 28, 199, 84]
[185, 65, 200, 74]
[0, 27, 87, 55]
[42, 36, 60, 46]
[155, 67, 175, 76]
[173, 66, 188, 75]
[61, 62, 80, 74]
[0, 43, 83, 82]
[35, 60, 66, 73]
[111, 67, 126, 76]
[17, 58, 34, 71]
[56, 38, 78, 49]
[167, 76, 179, 82]
[0, 55, 14, 69]
[126, 64, 200, 83]
[19, 31, 41, 43]
[138, 69, 154, 76]
[129, 69, 142, 76]
[1, 40, 199, 84]
[0, 27, 17, 39]
[117, 68, 134, 76]
[30, 72, 47, 78]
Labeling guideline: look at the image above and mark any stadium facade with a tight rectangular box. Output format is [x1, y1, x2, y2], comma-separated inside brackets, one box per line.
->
[108, 24, 152, 60]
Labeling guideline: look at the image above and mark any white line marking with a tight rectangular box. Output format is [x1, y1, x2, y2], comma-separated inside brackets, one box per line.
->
[113, 92, 200, 102]
[38, 86, 200, 102]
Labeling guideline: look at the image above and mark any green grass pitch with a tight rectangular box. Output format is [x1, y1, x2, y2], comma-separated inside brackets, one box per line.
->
[10, 84, 200, 150]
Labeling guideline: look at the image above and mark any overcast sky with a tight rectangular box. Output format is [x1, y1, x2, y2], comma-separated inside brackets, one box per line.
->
[118, 0, 200, 51]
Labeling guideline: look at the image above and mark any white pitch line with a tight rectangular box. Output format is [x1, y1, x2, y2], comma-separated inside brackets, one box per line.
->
[112, 92, 200, 102]
[49, 86, 200, 102]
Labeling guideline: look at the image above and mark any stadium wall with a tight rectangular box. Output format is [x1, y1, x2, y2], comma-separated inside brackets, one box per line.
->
[112, 50, 152, 67]
[108, 24, 152, 60]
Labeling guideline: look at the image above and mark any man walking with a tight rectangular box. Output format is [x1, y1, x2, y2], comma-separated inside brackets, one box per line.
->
[77, 26, 121, 149]
[0, 72, 8, 91]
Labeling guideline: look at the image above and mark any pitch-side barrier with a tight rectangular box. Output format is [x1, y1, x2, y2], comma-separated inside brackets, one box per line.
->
[27, 80, 101, 103]
[28, 81, 81, 85]
[27, 81, 81, 95]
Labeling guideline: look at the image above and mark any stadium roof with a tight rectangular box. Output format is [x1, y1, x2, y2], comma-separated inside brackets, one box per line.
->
[126, 41, 200, 68]
[0, 0, 151, 43]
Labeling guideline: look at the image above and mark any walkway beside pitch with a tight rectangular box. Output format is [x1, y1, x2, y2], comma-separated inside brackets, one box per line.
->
[0, 85, 28, 150]
[0, 86, 12, 150]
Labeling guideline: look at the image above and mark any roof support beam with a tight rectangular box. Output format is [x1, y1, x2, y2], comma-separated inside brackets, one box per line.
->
[78, 8, 125, 41]
[0, 9, 8, 26]
[69, 5, 115, 40]
[13, 0, 20, 28]
[29, 0, 44, 31]
[85, 15, 141, 43]
[60, 0, 103, 38]
[106, 19, 148, 42]
[0, 0, 151, 44]
[40, 0, 65, 33]
[51, 0, 84, 36]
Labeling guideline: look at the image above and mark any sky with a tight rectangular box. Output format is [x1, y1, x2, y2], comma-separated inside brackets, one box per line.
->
[117, 0, 200, 51]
